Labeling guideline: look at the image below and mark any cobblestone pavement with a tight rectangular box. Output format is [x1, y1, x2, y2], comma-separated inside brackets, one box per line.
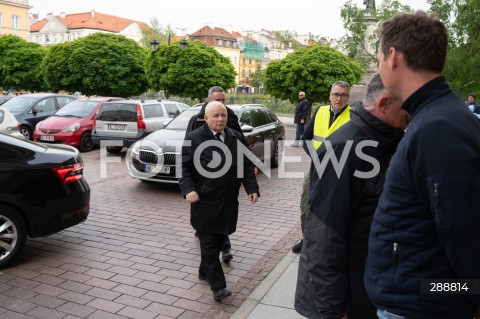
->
[0, 127, 309, 319]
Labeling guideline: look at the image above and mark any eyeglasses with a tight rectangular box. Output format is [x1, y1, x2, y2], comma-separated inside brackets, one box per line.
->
[331, 93, 349, 99]
[298, 94, 304, 96]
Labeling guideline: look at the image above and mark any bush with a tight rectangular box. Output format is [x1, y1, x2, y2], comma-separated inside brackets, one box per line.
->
[225, 93, 296, 114]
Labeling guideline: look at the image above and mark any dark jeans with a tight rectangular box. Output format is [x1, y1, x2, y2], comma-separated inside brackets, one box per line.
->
[197, 233, 227, 291]
[295, 124, 305, 142]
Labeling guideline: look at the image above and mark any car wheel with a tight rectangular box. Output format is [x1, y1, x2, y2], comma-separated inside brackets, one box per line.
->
[106, 146, 123, 154]
[20, 126, 32, 140]
[0, 205, 27, 269]
[271, 139, 282, 168]
[79, 132, 94, 152]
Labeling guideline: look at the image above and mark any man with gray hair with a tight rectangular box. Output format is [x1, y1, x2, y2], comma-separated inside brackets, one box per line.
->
[295, 73, 407, 319]
[181, 101, 259, 301]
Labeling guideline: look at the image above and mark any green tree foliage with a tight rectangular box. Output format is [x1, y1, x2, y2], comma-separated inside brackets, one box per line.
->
[0, 35, 46, 92]
[250, 64, 264, 92]
[43, 33, 147, 97]
[145, 40, 236, 100]
[263, 45, 364, 104]
[429, 0, 480, 96]
[42, 42, 75, 91]
[340, 0, 412, 69]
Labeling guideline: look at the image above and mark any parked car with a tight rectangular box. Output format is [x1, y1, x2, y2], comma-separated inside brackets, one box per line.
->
[0, 107, 23, 138]
[92, 99, 190, 153]
[0, 96, 12, 106]
[0, 93, 77, 140]
[33, 97, 124, 152]
[0, 133, 90, 268]
[126, 104, 285, 184]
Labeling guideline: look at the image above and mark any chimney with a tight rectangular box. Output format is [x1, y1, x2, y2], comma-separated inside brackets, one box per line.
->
[91, 10, 95, 18]
[47, 13, 53, 20]
[60, 12, 66, 19]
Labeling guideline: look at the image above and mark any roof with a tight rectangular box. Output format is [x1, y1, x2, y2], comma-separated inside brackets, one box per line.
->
[190, 26, 236, 40]
[30, 11, 139, 33]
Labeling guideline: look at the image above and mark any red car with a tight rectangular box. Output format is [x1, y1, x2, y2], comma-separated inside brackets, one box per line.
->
[34, 97, 124, 152]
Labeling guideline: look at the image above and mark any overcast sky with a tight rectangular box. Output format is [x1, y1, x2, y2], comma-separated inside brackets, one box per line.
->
[29, 0, 430, 39]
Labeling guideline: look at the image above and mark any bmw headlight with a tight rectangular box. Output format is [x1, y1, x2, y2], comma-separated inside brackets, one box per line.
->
[63, 122, 80, 132]
[131, 141, 140, 160]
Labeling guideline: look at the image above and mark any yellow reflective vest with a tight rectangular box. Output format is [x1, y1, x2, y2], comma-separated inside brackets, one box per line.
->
[312, 105, 351, 149]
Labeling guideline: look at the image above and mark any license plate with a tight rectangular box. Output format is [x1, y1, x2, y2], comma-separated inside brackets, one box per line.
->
[40, 135, 54, 141]
[144, 165, 170, 174]
[108, 124, 125, 131]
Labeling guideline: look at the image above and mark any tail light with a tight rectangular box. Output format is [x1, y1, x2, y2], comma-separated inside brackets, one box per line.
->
[17, 121, 21, 129]
[53, 163, 84, 184]
[137, 104, 146, 131]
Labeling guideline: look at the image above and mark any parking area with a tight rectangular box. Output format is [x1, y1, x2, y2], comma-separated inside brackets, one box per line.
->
[0, 127, 310, 319]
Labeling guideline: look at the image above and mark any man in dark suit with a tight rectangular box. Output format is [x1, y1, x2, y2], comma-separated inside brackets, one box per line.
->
[180, 101, 260, 301]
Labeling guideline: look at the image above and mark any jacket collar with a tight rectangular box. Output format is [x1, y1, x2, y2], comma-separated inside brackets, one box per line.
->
[401, 75, 451, 117]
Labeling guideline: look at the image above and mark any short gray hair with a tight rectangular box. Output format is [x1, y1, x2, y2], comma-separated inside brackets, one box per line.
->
[331, 81, 350, 92]
[363, 73, 384, 111]
[208, 86, 225, 98]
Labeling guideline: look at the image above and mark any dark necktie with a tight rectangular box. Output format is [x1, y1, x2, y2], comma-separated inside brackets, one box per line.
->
[215, 132, 223, 142]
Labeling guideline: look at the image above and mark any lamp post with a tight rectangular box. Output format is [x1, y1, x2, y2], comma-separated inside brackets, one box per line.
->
[150, 36, 189, 99]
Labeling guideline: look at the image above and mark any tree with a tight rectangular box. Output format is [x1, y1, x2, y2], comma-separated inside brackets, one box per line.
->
[428, 0, 480, 96]
[263, 45, 364, 105]
[0, 35, 46, 92]
[42, 42, 76, 92]
[339, 0, 412, 69]
[250, 65, 264, 93]
[145, 40, 236, 100]
[43, 33, 147, 97]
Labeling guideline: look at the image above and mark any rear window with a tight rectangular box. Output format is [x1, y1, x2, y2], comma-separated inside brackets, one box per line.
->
[97, 103, 137, 122]
[142, 103, 164, 118]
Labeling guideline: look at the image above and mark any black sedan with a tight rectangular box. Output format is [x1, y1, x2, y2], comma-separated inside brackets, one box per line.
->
[126, 104, 285, 183]
[0, 133, 90, 268]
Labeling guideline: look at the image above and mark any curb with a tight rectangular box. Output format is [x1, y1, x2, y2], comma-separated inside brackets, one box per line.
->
[230, 251, 298, 319]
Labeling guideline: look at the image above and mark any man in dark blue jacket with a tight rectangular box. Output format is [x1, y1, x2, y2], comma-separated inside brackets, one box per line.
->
[365, 12, 480, 319]
[291, 91, 308, 146]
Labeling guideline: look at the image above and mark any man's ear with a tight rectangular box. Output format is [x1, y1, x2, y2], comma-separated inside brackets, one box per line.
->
[378, 96, 390, 112]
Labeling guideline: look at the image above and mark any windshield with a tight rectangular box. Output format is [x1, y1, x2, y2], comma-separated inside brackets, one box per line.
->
[166, 108, 200, 130]
[55, 100, 100, 118]
[1, 97, 37, 113]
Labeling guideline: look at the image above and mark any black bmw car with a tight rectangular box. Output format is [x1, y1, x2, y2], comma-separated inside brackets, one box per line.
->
[0, 133, 90, 268]
[126, 104, 285, 183]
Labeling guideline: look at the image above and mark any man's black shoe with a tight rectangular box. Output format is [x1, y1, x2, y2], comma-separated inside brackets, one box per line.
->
[221, 249, 233, 262]
[213, 288, 232, 300]
[292, 239, 303, 253]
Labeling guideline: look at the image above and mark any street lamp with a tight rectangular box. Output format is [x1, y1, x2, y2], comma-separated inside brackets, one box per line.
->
[150, 39, 159, 53]
[150, 36, 189, 99]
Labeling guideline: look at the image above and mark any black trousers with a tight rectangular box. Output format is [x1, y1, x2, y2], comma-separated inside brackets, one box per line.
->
[197, 232, 226, 291]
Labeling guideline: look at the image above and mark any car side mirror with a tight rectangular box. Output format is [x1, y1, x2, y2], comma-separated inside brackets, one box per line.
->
[241, 124, 254, 133]
[31, 107, 38, 115]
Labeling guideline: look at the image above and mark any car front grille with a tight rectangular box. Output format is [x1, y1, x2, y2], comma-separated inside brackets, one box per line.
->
[139, 150, 179, 165]
[41, 129, 61, 134]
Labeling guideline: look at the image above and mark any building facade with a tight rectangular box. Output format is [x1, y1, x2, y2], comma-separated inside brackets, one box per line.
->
[0, 0, 30, 39]
[29, 10, 148, 46]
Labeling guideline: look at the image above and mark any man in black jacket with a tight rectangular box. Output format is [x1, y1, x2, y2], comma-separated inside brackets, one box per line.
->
[291, 91, 308, 147]
[365, 12, 480, 319]
[186, 86, 246, 263]
[180, 101, 259, 301]
[295, 73, 407, 319]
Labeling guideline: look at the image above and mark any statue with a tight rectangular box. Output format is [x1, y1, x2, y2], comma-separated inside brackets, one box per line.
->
[363, 0, 376, 12]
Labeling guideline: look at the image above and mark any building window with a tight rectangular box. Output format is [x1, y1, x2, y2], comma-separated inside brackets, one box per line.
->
[217, 38, 222, 46]
[225, 40, 230, 47]
[248, 70, 252, 77]
[233, 42, 237, 48]
[11, 15, 20, 29]
[249, 59, 252, 64]
[0, 13, 3, 27]
[233, 57, 238, 65]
